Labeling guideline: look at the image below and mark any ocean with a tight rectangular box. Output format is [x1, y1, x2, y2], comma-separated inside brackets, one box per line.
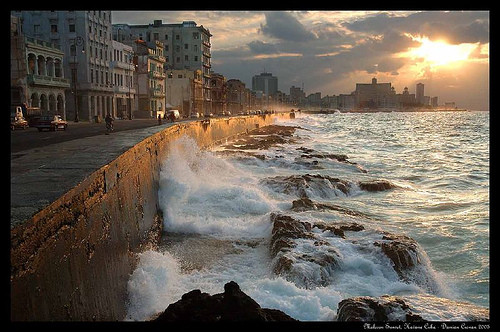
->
[124, 111, 489, 321]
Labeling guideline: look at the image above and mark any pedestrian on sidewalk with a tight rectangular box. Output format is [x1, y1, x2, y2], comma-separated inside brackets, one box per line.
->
[158, 114, 162, 125]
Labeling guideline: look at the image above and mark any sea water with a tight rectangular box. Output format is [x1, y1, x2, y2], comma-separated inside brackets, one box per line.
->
[125, 111, 489, 321]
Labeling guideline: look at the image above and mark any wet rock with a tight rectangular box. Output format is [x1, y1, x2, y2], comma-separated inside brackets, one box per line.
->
[291, 197, 372, 219]
[314, 221, 365, 239]
[262, 173, 352, 198]
[223, 125, 299, 150]
[270, 213, 313, 256]
[336, 295, 426, 321]
[269, 213, 341, 287]
[374, 233, 421, 278]
[154, 281, 296, 322]
[297, 147, 367, 173]
[358, 179, 397, 192]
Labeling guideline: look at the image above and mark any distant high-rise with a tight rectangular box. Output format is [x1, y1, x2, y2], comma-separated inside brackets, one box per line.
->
[252, 72, 278, 95]
[416, 83, 425, 105]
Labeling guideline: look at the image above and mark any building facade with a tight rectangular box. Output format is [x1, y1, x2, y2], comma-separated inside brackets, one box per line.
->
[252, 72, 278, 96]
[110, 40, 136, 119]
[210, 72, 227, 115]
[113, 20, 212, 114]
[226, 79, 246, 114]
[14, 11, 143, 121]
[11, 14, 71, 118]
[132, 40, 166, 118]
[355, 77, 397, 108]
[166, 69, 203, 117]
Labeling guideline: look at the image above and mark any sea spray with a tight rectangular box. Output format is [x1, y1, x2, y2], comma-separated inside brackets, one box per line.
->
[158, 136, 275, 238]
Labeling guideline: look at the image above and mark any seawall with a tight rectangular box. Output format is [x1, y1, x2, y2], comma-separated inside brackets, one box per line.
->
[10, 113, 293, 321]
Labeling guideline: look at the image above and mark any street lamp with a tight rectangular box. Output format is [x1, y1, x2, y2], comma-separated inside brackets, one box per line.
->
[72, 36, 85, 122]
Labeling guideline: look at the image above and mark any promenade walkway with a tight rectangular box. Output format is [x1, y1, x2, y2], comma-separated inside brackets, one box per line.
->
[11, 122, 174, 228]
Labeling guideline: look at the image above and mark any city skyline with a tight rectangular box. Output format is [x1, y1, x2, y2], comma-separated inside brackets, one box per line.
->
[112, 10, 489, 110]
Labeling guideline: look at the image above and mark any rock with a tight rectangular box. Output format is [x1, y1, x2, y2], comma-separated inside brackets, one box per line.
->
[296, 147, 368, 173]
[291, 197, 372, 219]
[153, 281, 296, 322]
[269, 213, 314, 257]
[358, 179, 397, 192]
[262, 174, 352, 198]
[336, 295, 426, 321]
[269, 213, 341, 287]
[374, 233, 421, 278]
[222, 125, 299, 150]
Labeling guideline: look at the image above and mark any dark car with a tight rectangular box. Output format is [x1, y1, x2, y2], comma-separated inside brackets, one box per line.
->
[33, 115, 68, 131]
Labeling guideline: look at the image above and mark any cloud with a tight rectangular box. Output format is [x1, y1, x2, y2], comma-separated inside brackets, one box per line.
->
[247, 41, 280, 54]
[259, 12, 317, 42]
[344, 11, 489, 45]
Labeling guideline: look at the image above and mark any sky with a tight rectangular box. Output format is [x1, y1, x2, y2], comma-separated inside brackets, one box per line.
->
[112, 11, 489, 110]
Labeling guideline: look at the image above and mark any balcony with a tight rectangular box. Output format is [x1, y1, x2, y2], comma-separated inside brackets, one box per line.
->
[27, 74, 70, 88]
[149, 87, 165, 98]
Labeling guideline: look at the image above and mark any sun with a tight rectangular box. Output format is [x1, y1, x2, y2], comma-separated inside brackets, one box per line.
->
[402, 34, 477, 68]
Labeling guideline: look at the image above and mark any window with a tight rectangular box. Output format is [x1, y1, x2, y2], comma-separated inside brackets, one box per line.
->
[184, 43, 188, 50]
[69, 24, 75, 32]
[165, 34, 169, 40]
[194, 45, 198, 52]
[51, 24, 58, 33]
[154, 33, 159, 40]
[34, 24, 40, 34]
[175, 34, 180, 40]
[176, 45, 180, 52]
[194, 55, 198, 61]
[185, 55, 189, 61]
[193, 32, 199, 39]
[90, 69, 93, 83]
[176, 57, 180, 63]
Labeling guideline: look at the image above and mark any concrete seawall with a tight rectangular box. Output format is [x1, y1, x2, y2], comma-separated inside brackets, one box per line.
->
[11, 113, 293, 321]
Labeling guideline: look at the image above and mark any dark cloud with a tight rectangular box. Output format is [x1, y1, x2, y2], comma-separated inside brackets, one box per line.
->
[247, 41, 280, 54]
[259, 12, 317, 42]
[344, 11, 489, 45]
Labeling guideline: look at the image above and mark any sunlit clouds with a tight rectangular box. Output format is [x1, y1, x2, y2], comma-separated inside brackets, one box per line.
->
[112, 10, 489, 110]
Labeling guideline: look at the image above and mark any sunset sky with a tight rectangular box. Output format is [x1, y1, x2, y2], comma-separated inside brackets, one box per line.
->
[112, 11, 489, 110]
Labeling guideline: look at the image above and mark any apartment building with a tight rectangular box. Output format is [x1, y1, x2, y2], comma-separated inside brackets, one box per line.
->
[113, 20, 212, 114]
[110, 40, 136, 119]
[131, 39, 166, 118]
[13, 11, 138, 121]
[11, 15, 71, 118]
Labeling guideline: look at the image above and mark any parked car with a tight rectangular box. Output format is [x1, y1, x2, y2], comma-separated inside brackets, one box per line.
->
[190, 112, 200, 119]
[11, 115, 29, 130]
[33, 115, 68, 131]
[166, 110, 180, 122]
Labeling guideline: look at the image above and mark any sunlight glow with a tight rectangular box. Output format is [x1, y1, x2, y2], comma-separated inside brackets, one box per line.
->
[403, 34, 478, 68]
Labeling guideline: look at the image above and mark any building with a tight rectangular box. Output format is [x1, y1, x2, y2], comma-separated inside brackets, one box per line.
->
[355, 77, 397, 108]
[11, 15, 71, 118]
[431, 96, 439, 107]
[113, 20, 212, 113]
[227, 79, 246, 114]
[289, 85, 305, 106]
[13, 10, 141, 121]
[210, 72, 227, 115]
[110, 40, 136, 119]
[416, 83, 425, 105]
[166, 69, 203, 117]
[131, 40, 166, 118]
[252, 72, 278, 96]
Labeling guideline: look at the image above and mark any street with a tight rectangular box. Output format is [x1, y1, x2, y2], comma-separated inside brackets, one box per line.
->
[10, 118, 166, 153]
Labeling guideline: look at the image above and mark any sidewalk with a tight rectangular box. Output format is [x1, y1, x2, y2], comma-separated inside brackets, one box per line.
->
[11, 121, 174, 228]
